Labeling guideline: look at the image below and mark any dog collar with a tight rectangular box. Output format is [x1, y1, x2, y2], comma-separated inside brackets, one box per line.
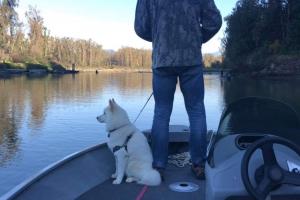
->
[108, 123, 130, 138]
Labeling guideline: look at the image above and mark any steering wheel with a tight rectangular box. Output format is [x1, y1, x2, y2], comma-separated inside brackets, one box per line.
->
[241, 136, 300, 200]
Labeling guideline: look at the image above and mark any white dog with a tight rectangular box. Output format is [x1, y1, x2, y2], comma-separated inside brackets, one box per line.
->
[97, 99, 161, 186]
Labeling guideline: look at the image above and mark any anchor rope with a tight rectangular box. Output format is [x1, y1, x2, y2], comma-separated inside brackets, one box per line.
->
[168, 152, 192, 168]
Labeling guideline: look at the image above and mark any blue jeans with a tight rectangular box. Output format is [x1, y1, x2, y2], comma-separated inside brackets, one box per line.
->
[151, 66, 207, 168]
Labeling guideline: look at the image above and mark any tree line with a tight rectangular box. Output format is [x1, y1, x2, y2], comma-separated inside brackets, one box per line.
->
[0, 1, 221, 70]
[0, 1, 153, 69]
[223, 0, 300, 71]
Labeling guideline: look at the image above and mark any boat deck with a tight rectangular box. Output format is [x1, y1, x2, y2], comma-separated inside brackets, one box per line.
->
[78, 164, 205, 200]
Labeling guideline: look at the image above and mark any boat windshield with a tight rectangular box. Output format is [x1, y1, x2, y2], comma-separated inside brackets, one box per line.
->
[217, 97, 300, 145]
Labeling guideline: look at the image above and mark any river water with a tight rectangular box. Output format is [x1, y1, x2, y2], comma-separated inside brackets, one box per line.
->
[0, 72, 300, 196]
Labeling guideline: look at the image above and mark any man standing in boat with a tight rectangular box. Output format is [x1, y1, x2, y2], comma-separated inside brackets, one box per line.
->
[134, 0, 222, 179]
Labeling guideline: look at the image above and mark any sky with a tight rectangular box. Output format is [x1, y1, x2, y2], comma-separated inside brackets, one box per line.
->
[16, 0, 237, 53]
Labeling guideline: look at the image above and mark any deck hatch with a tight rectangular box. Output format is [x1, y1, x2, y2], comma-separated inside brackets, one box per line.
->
[169, 182, 199, 193]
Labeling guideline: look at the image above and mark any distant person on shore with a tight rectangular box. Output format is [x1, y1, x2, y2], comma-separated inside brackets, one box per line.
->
[134, 0, 222, 179]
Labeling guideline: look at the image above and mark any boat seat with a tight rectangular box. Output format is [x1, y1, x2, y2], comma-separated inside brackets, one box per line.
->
[143, 125, 190, 154]
[143, 125, 190, 142]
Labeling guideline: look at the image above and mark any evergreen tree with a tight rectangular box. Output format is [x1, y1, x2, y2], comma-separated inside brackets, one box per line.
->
[223, 0, 300, 70]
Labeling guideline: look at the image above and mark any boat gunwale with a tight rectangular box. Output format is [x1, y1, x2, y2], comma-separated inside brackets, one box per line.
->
[1, 142, 107, 200]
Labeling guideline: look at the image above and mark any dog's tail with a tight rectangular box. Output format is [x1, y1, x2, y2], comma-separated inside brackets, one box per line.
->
[138, 169, 161, 186]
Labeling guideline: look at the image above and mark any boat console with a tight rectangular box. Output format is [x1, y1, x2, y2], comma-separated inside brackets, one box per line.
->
[236, 135, 266, 150]
[206, 97, 300, 200]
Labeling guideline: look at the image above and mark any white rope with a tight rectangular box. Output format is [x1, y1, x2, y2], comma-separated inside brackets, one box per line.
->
[167, 130, 216, 168]
[168, 152, 192, 168]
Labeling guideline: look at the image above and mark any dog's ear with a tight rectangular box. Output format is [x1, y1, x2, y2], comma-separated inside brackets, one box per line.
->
[112, 98, 117, 105]
[109, 99, 114, 112]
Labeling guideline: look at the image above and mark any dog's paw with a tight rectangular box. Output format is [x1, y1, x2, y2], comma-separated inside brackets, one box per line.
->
[113, 179, 122, 184]
[111, 173, 117, 178]
[125, 177, 134, 183]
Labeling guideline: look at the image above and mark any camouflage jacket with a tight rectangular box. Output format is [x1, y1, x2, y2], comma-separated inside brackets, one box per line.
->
[134, 0, 222, 68]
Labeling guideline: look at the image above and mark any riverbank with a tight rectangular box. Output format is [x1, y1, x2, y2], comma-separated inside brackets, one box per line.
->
[4, 59, 300, 78]
[251, 55, 300, 77]
[0, 62, 79, 76]
[227, 55, 300, 78]
[81, 68, 152, 73]
[1, 63, 227, 76]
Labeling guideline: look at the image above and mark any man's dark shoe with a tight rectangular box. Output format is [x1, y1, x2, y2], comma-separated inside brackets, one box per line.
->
[191, 164, 205, 180]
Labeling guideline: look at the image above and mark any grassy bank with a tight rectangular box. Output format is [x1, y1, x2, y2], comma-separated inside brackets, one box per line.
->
[0, 62, 79, 74]
[0, 62, 227, 75]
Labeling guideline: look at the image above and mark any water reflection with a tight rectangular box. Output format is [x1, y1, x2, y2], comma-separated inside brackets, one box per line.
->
[222, 76, 300, 114]
[0, 79, 23, 166]
[0, 72, 154, 167]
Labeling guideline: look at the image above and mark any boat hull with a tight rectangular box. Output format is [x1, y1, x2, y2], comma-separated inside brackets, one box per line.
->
[1, 144, 114, 200]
